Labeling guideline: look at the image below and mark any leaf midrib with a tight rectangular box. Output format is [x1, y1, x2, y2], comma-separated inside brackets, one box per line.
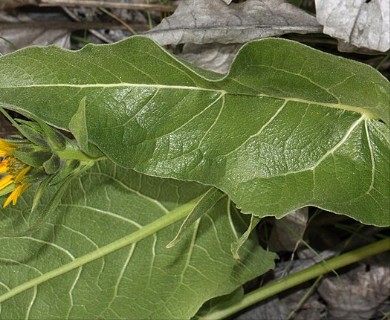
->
[0, 195, 204, 304]
[1, 83, 376, 119]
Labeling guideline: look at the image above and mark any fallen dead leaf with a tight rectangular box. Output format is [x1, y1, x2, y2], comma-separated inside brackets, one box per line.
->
[269, 208, 309, 252]
[318, 255, 390, 320]
[315, 0, 390, 52]
[147, 0, 322, 45]
[0, 12, 70, 55]
[178, 43, 242, 74]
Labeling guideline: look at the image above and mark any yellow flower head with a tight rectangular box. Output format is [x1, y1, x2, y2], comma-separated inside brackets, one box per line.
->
[0, 139, 31, 208]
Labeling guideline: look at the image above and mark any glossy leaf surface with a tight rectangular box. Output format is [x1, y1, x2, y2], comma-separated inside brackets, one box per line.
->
[0, 37, 389, 226]
[0, 161, 276, 318]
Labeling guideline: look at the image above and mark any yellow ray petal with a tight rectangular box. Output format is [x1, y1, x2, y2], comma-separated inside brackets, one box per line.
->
[0, 160, 9, 174]
[0, 175, 13, 190]
[3, 183, 29, 208]
[14, 166, 31, 183]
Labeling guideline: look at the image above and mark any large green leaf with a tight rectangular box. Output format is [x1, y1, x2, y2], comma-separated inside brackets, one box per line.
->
[0, 37, 389, 226]
[0, 161, 276, 318]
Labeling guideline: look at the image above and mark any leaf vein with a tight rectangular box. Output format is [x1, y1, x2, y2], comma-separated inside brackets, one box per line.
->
[221, 100, 287, 158]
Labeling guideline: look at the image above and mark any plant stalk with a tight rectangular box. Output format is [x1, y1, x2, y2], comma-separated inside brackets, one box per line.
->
[199, 237, 390, 320]
[56, 150, 98, 162]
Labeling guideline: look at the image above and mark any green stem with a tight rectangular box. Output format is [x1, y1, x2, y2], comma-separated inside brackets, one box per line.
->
[200, 237, 390, 320]
[56, 150, 97, 162]
[0, 195, 203, 303]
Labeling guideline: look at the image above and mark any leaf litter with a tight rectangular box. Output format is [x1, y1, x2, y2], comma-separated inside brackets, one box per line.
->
[316, 0, 390, 52]
[146, 0, 322, 45]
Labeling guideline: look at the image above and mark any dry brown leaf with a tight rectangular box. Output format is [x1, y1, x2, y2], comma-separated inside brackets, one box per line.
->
[0, 12, 70, 55]
[316, 0, 390, 52]
[147, 0, 322, 45]
[318, 257, 390, 320]
[178, 43, 242, 74]
[269, 208, 308, 252]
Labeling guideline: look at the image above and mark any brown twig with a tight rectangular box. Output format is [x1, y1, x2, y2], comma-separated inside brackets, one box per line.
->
[38, 0, 175, 12]
[0, 21, 148, 31]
